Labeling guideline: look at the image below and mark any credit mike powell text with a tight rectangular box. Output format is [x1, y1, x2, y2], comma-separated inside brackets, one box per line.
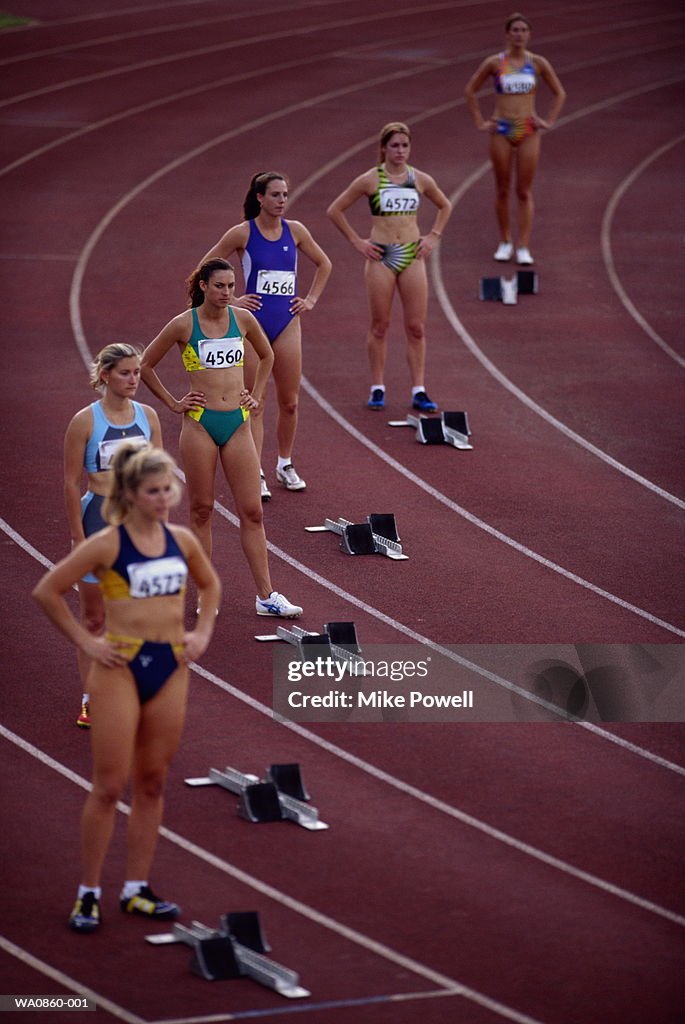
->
[271, 644, 685, 723]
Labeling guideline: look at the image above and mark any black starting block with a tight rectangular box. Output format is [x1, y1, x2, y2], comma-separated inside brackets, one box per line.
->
[479, 270, 538, 304]
[185, 763, 328, 830]
[255, 621, 366, 674]
[388, 410, 472, 450]
[305, 513, 408, 559]
[145, 911, 310, 998]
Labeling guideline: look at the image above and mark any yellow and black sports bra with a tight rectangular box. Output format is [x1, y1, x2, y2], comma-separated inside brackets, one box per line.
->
[368, 165, 420, 216]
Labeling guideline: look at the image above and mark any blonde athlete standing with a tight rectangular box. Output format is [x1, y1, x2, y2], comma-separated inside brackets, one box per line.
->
[64, 344, 162, 728]
[327, 121, 451, 412]
[33, 444, 221, 933]
[464, 12, 565, 265]
[141, 257, 302, 618]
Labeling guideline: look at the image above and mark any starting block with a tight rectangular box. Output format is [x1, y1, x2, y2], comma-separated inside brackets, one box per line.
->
[145, 911, 310, 998]
[255, 621, 366, 674]
[185, 762, 328, 830]
[305, 512, 408, 559]
[388, 410, 472, 450]
[479, 270, 538, 304]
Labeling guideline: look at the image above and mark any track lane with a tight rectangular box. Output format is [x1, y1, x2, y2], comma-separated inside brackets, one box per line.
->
[2, 4, 679, 1019]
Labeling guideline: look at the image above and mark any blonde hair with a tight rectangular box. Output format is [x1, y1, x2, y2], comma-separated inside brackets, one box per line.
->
[89, 343, 142, 391]
[378, 121, 411, 162]
[103, 443, 182, 524]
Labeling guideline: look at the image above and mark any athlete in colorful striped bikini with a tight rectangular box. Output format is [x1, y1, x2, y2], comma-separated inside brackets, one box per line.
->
[465, 12, 565, 266]
[327, 122, 452, 413]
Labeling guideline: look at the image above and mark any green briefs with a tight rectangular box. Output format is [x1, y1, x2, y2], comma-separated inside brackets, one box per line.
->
[186, 405, 249, 446]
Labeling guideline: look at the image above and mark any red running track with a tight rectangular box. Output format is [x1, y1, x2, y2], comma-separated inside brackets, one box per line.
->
[1, 2, 684, 1023]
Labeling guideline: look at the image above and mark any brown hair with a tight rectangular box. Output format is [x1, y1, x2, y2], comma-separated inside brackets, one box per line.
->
[103, 443, 182, 524]
[186, 257, 235, 308]
[378, 121, 411, 163]
[243, 171, 289, 220]
[505, 12, 531, 31]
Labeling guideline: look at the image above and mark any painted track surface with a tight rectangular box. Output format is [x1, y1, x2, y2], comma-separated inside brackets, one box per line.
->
[1, 2, 684, 1023]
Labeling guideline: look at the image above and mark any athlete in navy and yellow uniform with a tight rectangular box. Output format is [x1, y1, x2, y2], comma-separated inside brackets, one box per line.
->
[33, 443, 221, 935]
[141, 256, 303, 619]
[199, 172, 331, 496]
[100, 522, 188, 703]
[64, 343, 162, 728]
[327, 122, 452, 412]
[465, 12, 565, 265]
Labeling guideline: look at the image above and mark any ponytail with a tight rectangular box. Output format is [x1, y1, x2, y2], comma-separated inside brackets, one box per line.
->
[103, 443, 181, 524]
[242, 171, 288, 220]
[186, 257, 234, 308]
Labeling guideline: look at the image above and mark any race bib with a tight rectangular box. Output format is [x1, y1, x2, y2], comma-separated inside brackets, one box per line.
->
[502, 72, 535, 94]
[256, 269, 296, 296]
[379, 187, 419, 214]
[198, 336, 244, 369]
[98, 434, 147, 470]
[128, 556, 187, 598]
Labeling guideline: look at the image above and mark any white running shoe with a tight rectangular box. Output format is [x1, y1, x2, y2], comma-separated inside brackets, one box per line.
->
[256, 592, 303, 618]
[260, 471, 272, 502]
[493, 241, 513, 261]
[516, 247, 534, 265]
[276, 463, 306, 491]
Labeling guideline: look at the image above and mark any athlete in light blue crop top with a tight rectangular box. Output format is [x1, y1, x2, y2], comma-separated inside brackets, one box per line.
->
[80, 399, 153, 579]
[63, 343, 162, 729]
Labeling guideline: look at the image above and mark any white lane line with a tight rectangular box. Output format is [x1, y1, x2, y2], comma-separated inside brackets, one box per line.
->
[62, 88, 684, 639]
[0, 0, 342, 66]
[0, 0, 463, 110]
[6, 472, 685, 765]
[600, 131, 685, 368]
[299, 377, 685, 638]
[0, 725, 555, 1024]
[3, 517, 685, 923]
[4, 685, 684, 936]
[432, 78, 685, 511]
[0, 935, 145, 1023]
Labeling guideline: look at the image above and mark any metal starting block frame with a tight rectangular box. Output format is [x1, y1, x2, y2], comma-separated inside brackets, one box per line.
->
[145, 911, 310, 998]
[185, 763, 328, 831]
[305, 513, 408, 559]
[255, 621, 367, 675]
[389, 410, 473, 450]
[479, 270, 538, 304]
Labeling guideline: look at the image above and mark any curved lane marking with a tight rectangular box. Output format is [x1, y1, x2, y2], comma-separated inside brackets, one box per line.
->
[600, 131, 685, 368]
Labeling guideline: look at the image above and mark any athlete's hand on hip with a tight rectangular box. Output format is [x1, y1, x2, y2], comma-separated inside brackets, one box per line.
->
[82, 635, 127, 668]
[239, 388, 260, 412]
[233, 293, 262, 311]
[417, 235, 437, 258]
[174, 391, 206, 414]
[289, 295, 315, 314]
[355, 238, 383, 261]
